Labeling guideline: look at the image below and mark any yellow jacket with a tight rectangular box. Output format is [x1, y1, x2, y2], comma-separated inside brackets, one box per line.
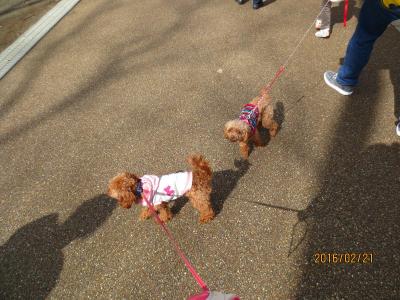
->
[382, 0, 400, 8]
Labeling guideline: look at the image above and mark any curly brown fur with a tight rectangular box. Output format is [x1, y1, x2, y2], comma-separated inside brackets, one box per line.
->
[186, 154, 214, 223]
[107, 172, 140, 209]
[107, 154, 214, 224]
[224, 92, 279, 159]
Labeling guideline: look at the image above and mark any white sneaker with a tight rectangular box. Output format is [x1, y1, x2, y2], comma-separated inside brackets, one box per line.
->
[315, 28, 330, 38]
[396, 118, 400, 136]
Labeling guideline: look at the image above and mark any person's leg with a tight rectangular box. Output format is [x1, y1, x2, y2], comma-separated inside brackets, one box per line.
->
[316, 0, 332, 37]
[337, 0, 395, 86]
[317, 0, 331, 30]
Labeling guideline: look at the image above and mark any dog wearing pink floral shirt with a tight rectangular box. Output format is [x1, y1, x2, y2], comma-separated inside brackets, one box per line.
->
[107, 154, 215, 224]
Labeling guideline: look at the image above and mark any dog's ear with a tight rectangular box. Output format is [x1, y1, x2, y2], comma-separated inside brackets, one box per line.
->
[119, 173, 139, 208]
[118, 190, 135, 209]
[223, 122, 231, 139]
[125, 172, 140, 182]
[223, 127, 229, 139]
[107, 172, 139, 209]
[241, 128, 249, 141]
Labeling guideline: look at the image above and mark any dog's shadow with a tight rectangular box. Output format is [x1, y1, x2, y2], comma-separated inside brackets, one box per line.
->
[171, 159, 250, 216]
[0, 195, 116, 299]
[249, 101, 285, 156]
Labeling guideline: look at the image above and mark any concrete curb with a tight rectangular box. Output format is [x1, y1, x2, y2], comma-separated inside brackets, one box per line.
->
[0, 0, 80, 80]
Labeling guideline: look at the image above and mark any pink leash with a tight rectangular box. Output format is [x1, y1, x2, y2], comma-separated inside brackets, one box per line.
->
[141, 196, 209, 292]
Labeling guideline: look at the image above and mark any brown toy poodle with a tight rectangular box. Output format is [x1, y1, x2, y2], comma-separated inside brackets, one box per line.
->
[224, 91, 278, 159]
[107, 154, 215, 224]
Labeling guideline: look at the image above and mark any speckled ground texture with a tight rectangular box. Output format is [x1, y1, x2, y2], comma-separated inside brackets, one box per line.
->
[1, 0, 399, 299]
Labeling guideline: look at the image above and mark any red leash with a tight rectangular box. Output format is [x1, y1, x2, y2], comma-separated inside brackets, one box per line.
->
[141, 197, 209, 292]
[343, 0, 349, 27]
[260, 65, 285, 95]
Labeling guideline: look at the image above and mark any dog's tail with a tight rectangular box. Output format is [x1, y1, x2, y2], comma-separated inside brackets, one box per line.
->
[187, 154, 212, 180]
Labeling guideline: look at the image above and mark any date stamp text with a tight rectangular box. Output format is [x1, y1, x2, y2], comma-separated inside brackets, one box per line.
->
[314, 253, 373, 264]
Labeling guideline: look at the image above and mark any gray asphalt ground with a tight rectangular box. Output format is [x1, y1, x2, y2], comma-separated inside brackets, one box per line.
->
[1, 0, 399, 299]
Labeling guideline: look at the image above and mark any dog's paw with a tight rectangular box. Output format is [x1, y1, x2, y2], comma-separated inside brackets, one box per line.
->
[159, 209, 173, 223]
[199, 213, 215, 224]
[139, 208, 152, 220]
[159, 214, 173, 223]
[269, 122, 279, 137]
[253, 139, 265, 147]
[239, 141, 250, 159]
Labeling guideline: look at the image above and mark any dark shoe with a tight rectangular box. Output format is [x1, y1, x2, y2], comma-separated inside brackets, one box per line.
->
[236, 0, 245, 4]
[253, 1, 262, 9]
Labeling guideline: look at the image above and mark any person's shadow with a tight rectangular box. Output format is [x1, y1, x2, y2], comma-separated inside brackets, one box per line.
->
[294, 23, 400, 299]
[0, 194, 116, 299]
[296, 142, 400, 298]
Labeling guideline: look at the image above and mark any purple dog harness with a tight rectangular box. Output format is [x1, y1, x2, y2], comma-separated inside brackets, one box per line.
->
[238, 104, 259, 134]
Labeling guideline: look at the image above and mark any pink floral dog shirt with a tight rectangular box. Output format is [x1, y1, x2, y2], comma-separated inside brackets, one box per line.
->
[138, 172, 193, 206]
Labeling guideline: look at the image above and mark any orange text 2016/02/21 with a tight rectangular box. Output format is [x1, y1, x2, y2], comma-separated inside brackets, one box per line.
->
[314, 253, 373, 264]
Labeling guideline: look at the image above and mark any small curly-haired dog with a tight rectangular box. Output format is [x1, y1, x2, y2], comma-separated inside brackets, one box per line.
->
[107, 154, 214, 224]
[224, 91, 278, 159]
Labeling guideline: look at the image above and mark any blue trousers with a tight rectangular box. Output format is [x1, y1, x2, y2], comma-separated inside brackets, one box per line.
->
[337, 0, 400, 86]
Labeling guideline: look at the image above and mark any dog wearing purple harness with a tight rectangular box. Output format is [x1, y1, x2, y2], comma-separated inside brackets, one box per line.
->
[223, 92, 279, 159]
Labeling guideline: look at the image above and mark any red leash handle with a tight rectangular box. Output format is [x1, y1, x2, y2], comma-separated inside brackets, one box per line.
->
[343, 0, 349, 27]
[142, 197, 209, 292]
